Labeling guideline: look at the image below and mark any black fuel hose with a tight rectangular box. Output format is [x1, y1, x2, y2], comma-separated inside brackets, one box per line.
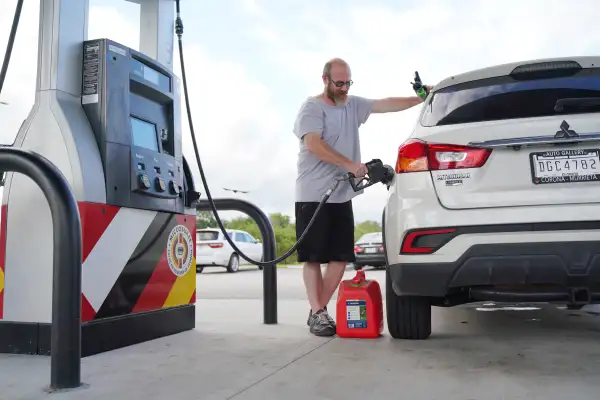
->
[175, 1, 349, 266]
[0, 0, 24, 97]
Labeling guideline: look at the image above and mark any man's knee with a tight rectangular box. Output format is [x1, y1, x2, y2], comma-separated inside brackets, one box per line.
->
[304, 261, 321, 269]
[327, 260, 347, 269]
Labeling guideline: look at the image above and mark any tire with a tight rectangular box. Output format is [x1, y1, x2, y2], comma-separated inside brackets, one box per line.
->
[196, 265, 204, 273]
[386, 266, 432, 340]
[227, 253, 240, 273]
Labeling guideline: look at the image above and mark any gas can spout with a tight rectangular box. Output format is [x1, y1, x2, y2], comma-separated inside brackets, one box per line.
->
[351, 270, 366, 286]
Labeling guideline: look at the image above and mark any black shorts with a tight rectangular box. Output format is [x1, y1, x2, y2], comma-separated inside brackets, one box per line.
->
[295, 200, 355, 264]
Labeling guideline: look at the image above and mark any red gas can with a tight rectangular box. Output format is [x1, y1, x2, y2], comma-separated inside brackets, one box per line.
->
[336, 269, 383, 338]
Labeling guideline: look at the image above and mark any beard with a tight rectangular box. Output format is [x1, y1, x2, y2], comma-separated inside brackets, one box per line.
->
[326, 86, 348, 105]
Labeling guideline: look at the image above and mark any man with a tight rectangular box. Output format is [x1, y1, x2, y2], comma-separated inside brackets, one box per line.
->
[292, 58, 432, 337]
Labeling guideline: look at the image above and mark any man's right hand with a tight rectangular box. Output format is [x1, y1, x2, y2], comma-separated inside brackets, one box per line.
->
[345, 161, 368, 178]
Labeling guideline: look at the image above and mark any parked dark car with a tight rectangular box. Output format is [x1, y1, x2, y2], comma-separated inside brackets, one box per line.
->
[353, 232, 385, 269]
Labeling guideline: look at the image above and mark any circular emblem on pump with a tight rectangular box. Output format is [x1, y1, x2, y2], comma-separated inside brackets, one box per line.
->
[166, 224, 194, 276]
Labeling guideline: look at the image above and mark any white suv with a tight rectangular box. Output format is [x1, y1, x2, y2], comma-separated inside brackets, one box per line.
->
[383, 56, 600, 340]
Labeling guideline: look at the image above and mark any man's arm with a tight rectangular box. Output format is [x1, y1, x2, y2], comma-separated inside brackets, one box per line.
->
[370, 85, 434, 114]
[293, 101, 352, 169]
[303, 132, 353, 169]
[304, 133, 367, 177]
[293, 100, 366, 176]
[371, 96, 424, 113]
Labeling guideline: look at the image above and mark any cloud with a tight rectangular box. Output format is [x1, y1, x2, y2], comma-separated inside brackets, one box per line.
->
[0, 0, 296, 221]
[173, 41, 298, 219]
[245, 0, 600, 223]
[3, 0, 600, 228]
[0, 0, 40, 144]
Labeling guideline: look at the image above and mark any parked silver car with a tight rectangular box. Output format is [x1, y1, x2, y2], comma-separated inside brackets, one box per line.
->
[353, 232, 385, 270]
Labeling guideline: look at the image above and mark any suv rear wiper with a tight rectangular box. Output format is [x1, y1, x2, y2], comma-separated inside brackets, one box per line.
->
[554, 97, 600, 112]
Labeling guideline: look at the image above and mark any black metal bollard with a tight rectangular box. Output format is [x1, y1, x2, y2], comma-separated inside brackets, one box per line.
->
[0, 148, 82, 390]
[196, 198, 278, 324]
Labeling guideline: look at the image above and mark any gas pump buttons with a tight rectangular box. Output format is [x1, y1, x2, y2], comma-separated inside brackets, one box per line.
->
[169, 180, 180, 195]
[138, 173, 151, 189]
[155, 176, 166, 192]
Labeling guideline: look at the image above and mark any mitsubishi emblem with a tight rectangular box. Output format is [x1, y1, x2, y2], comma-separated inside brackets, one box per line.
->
[555, 120, 579, 138]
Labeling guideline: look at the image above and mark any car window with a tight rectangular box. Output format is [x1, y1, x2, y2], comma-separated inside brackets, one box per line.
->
[244, 233, 255, 243]
[357, 232, 381, 243]
[235, 232, 246, 242]
[197, 231, 219, 241]
[421, 71, 600, 126]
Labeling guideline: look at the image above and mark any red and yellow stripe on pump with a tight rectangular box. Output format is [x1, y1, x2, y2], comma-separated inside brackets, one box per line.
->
[162, 255, 196, 308]
[163, 214, 196, 308]
[0, 205, 7, 319]
[131, 214, 196, 313]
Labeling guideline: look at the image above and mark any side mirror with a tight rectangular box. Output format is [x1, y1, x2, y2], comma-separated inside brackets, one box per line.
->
[254, 239, 261, 244]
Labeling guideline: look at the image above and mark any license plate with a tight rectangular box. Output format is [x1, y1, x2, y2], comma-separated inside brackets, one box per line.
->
[530, 149, 600, 185]
[365, 248, 376, 253]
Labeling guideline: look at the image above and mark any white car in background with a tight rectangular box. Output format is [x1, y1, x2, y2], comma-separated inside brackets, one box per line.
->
[196, 228, 263, 273]
[383, 56, 600, 340]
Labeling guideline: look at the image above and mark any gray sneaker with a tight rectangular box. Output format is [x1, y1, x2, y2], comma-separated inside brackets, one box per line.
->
[308, 309, 336, 337]
[308, 307, 336, 328]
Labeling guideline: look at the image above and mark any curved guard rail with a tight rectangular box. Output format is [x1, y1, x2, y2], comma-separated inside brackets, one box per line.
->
[196, 198, 278, 324]
[0, 148, 82, 390]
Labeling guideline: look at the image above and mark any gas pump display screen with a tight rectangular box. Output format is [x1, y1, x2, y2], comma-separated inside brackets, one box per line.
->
[131, 58, 171, 92]
[130, 117, 159, 152]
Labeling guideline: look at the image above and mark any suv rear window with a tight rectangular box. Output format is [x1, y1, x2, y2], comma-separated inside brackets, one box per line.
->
[197, 231, 219, 240]
[421, 69, 600, 126]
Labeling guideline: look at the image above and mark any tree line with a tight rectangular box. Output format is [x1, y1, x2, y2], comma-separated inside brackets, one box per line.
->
[196, 211, 381, 264]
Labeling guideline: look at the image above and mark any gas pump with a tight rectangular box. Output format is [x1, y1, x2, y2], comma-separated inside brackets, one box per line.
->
[0, 0, 199, 356]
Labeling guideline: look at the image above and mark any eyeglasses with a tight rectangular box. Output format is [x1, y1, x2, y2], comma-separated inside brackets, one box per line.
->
[327, 76, 353, 88]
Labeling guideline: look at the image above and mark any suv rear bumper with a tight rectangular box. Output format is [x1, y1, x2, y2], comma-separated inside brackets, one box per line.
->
[388, 240, 600, 302]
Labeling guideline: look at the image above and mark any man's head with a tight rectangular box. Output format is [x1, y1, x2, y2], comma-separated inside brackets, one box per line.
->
[322, 58, 352, 105]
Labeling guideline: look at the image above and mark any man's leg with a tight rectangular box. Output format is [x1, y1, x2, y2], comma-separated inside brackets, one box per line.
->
[295, 202, 336, 336]
[303, 261, 323, 313]
[320, 261, 347, 308]
[320, 200, 356, 316]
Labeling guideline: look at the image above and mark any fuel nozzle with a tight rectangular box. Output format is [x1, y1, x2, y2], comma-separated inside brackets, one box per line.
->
[411, 71, 429, 100]
[347, 159, 395, 192]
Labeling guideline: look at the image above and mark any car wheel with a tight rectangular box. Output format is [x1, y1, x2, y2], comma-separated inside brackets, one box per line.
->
[386, 267, 432, 340]
[196, 265, 204, 273]
[227, 253, 240, 273]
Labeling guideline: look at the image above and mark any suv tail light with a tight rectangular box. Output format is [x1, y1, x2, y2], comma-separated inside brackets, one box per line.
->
[396, 139, 492, 173]
[208, 242, 224, 248]
[401, 228, 457, 254]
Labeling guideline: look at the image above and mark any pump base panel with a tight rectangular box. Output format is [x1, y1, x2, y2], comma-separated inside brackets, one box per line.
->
[0, 304, 194, 356]
[0, 202, 197, 356]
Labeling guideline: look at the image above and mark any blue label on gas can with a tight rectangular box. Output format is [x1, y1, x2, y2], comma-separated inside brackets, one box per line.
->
[346, 299, 367, 329]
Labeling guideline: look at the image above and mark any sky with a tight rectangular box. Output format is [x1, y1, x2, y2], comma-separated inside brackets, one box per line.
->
[1, 0, 600, 224]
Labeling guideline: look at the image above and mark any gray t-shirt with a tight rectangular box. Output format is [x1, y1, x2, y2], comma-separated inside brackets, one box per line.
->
[293, 95, 375, 203]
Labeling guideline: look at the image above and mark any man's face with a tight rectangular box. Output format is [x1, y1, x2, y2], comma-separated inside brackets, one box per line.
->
[324, 64, 352, 104]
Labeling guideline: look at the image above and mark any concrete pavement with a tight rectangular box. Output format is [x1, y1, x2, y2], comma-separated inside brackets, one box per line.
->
[2, 266, 600, 399]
